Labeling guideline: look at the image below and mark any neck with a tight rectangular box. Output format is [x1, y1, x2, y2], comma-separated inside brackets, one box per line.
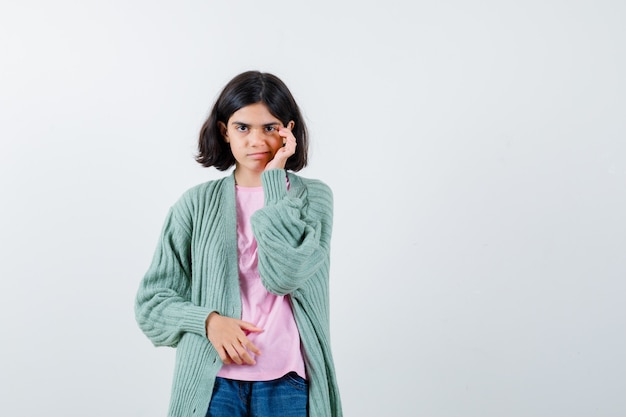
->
[234, 170, 262, 187]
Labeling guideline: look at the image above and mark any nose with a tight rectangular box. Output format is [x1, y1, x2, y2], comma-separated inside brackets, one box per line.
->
[249, 128, 267, 145]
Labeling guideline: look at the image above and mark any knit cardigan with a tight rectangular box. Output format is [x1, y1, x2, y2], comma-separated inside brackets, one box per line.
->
[135, 169, 342, 417]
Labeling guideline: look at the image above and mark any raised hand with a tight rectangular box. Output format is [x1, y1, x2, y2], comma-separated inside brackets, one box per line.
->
[264, 122, 296, 171]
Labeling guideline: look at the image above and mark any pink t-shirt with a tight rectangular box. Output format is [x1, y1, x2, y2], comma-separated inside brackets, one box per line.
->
[217, 184, 306, 381]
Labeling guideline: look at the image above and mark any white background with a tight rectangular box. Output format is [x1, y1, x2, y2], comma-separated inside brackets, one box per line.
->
[1, 1, 625, 416]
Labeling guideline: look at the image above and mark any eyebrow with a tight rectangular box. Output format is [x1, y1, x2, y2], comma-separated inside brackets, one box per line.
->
[231, 121, 281, 127]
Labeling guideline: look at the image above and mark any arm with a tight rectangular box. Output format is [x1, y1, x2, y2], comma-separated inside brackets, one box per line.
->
[251, 169, 333, 295]
[134, 204, 214, 347]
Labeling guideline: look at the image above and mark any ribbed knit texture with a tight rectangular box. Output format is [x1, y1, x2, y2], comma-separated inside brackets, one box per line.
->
[135, 170, 342, 417]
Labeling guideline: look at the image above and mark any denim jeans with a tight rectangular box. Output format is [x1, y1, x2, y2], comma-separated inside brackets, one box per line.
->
[206, 372, 308, 417]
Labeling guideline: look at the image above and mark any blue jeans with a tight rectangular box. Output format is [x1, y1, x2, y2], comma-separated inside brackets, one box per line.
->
[206, 372, 308, 417]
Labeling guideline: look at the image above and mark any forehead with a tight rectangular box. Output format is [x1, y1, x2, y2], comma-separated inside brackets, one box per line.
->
[228, 102, 280, 125]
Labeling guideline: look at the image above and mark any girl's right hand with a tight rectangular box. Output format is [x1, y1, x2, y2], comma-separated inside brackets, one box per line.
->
[205, 312, 263, 365]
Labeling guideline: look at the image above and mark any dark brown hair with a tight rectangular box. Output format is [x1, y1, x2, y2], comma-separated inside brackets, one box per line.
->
[196, 71, 308, 171]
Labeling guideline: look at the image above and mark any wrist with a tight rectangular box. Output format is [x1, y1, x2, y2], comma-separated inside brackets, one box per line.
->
[261, 169, 288, 203]
[205, 312, 219, 334]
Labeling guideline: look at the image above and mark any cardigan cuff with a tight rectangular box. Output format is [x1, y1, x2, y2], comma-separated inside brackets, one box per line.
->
[261, 169, 288, 204]
[181, 305, 215, 337]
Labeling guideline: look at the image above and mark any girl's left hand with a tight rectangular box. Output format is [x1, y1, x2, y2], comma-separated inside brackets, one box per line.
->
[265, 124, 296, 171]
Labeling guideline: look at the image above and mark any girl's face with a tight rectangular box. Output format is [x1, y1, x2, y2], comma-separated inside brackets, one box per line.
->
[219, 102, 293, 183]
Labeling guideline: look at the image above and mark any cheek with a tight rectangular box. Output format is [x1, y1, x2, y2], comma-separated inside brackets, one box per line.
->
[270, 139, 284, 153]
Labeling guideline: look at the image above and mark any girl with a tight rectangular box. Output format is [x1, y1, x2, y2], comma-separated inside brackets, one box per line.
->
[135, 71, 342, 417]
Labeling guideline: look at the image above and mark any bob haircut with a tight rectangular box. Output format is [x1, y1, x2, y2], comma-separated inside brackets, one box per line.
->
[197, 71, 308, 171]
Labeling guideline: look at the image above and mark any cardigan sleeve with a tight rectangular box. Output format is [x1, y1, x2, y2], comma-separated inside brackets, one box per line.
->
[251, 169, 333, 295]
[135, 201, 214, 347]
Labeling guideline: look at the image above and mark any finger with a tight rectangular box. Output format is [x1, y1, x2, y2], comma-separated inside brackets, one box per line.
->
[237, 333, 261, 355]
[284, 140, 296, 155]
[284, 133, 296, 145]
[277, 135, 296, 154]
[242, 339, 262, 356]
[217, 347, 232, 365]
[238, 321, 264, 333]
[234, 343, 257, 365]
[278, 126, 294, 140]
[224, 344, 243, 365]
[278, 130, 289, 147]
[225, 339, 257, 365]
[235, 331, 259, 348]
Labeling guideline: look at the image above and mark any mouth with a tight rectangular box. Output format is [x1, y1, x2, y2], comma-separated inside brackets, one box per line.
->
[247, 151, 270, 159]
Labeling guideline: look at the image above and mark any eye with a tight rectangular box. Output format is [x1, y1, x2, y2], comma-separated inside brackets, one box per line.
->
[264, 125, 277, 132]
[235, 124, 248, 132]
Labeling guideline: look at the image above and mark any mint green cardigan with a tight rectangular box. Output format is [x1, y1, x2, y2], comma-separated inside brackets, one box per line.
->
[135, 169, 342, 417]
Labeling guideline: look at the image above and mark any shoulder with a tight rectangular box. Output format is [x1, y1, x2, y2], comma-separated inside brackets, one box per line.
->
[172, 175, 233, 216]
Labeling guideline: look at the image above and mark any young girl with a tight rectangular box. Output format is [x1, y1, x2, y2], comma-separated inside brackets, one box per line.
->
[135, 71, 342, 417]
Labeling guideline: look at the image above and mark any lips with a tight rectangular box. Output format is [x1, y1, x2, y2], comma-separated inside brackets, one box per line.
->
[248, 151, 270, 160]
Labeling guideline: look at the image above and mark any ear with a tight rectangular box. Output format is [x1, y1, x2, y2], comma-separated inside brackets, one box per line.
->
[287, 120, 295, 130]
[218, 121, 229, 142]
